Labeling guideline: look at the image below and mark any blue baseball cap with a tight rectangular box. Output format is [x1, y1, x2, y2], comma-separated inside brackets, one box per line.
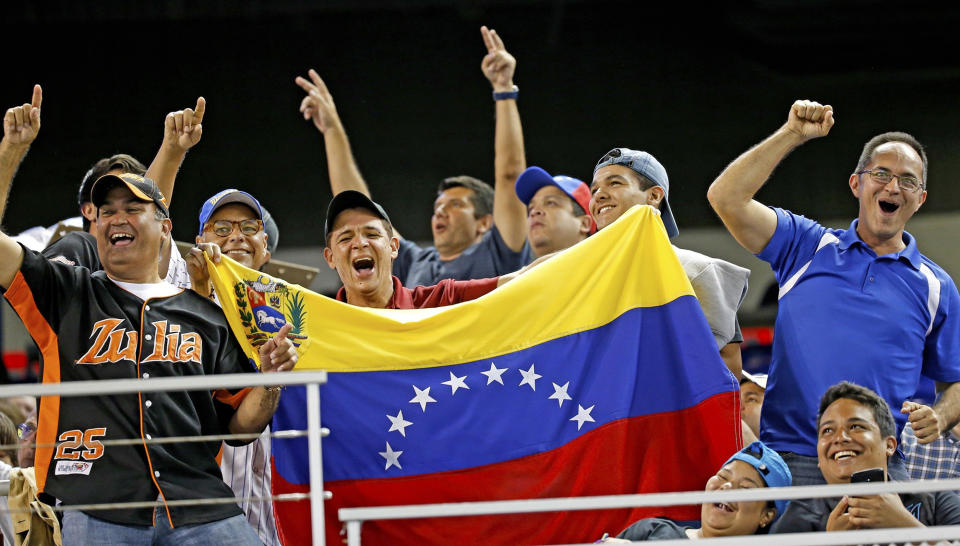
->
[724, 441, 792, 520]
[594, 148, 678, 238]
[515, 166, 596, 234]
[197, 189, 264, 236]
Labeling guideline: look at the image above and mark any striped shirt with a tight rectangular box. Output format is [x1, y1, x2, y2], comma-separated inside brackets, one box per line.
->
[221, 428, 280, 545]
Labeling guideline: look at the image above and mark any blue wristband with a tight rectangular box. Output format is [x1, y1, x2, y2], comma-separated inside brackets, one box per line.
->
[493, 85, 519, 101]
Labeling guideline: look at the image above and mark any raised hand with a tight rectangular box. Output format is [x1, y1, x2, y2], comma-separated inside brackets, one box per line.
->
[783, 99, 834, 142]
[163, 97, 205, 151]
[480, 26, 516, 92]
[258, 322, 298, 373]
[902, 401, 945, 444]
[296, 69, 341, 134]
[3, 85, 42, 147]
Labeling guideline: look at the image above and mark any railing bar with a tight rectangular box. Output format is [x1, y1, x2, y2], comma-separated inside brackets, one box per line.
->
[0, 493, 311, 514]
[339, 478, 960, 521]
[0, 370, 327, 398]
[555, 525, 960, 545]
[2, 428, 310, 452]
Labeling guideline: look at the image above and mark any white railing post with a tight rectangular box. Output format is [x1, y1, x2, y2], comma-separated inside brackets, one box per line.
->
[307, 382, 326, 546]
[346, 520, 362, 546]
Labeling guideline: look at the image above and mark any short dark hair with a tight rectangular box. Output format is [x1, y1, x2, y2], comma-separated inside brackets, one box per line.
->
[855, 132, 928, 187]
[79, 154, 147, 230]
[817, 381, 896, 440]
[626, 171, 660, 210]
[570, 199, 587, 217]
[437, 176, 494, 218]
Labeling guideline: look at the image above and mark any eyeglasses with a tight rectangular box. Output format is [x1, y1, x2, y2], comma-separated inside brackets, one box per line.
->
[203, 219, 263, 237]
[17, 422, 36, 439]
[856, 169, 924, 193]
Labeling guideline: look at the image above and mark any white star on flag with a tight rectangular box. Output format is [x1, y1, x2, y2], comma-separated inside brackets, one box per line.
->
[481, 362, 508, 385]
[409, 385, 437, 412]
[441, 371, 470, 395]
[570, 404, 596, 430]
[548, 381, 573, 407]
[386, 410, 413, 437]
[518, 364, 542, 391]
[379, 442, 403, 470]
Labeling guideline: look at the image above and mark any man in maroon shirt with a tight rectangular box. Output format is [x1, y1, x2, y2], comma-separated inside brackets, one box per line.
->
[323, 191, 515, 309]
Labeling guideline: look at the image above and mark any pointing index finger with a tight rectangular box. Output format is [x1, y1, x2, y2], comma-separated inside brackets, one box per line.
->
[295, 75, 316, 93]
[481, 25, 494, 52]
[193, 97, 206, 123]
[31, 84, 42, 109]
[276, 322, 293, 341]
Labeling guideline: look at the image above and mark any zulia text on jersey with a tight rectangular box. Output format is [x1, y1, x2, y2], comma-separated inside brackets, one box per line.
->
[77, 319, 202, 365]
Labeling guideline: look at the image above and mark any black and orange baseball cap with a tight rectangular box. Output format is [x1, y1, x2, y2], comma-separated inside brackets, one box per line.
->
[91, 173, 169, 217]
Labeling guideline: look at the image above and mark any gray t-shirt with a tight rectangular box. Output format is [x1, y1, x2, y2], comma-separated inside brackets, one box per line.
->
[394, 225, 531, 288]
[674, 246, 750, 349]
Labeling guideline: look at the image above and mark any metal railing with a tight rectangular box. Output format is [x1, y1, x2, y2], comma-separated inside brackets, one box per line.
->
[0, 371, 328, 546]
[339, 478, 960, 545]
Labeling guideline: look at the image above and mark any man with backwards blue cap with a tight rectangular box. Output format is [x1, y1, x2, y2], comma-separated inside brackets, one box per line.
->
[186, 188, 283, 546]
[589, 148, 750, 379]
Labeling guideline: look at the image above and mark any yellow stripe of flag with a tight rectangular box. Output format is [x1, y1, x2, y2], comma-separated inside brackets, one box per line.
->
[208, 205, 694, 372]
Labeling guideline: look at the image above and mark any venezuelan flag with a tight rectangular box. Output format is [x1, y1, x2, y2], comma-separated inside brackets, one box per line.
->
[209, 205, 741, 545]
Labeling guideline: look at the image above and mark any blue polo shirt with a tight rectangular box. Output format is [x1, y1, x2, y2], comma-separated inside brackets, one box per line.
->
[757, 208, 960, 456]
[393, 225, 531, 289]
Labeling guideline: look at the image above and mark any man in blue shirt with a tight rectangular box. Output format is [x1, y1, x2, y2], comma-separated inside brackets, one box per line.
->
[295, 26, 530, 288]
[707, 100, 960, 485]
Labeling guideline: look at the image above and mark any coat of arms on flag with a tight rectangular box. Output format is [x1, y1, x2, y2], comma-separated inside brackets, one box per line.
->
[230, 275, 308, 350]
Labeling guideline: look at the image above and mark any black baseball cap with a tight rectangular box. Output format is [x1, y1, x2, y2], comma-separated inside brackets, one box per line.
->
[324, 190, 391, 243]
[91, 173, 169, 217]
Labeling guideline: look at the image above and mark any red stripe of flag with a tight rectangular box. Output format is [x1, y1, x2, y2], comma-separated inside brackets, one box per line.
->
[273, 391, 739, 545]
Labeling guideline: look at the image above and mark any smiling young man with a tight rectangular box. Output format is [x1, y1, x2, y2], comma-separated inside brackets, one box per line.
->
[0, 173, 296, 544]
[323, 190, 517, 309]
[707, 100, 960, 486]
[771, 382, 960, 533]
[513, 166, 595, 258]
[589, 148, 750, 379]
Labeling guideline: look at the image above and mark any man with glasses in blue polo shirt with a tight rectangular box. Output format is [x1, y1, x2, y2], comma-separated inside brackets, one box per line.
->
[707, 99, 960, 485]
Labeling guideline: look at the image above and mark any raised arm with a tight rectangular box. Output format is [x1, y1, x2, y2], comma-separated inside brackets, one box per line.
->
[0, 230, 24, 290]
[707, 100, 834, 254]
[0, 84, 42, 224]
[145, 97, 205, 206]
[481, 26, 527, 252]
[297, 70, 371, 198]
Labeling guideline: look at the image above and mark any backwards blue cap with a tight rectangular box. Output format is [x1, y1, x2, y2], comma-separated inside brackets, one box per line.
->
[724, 441, 792, 521]
[594, 147, 678, 238]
